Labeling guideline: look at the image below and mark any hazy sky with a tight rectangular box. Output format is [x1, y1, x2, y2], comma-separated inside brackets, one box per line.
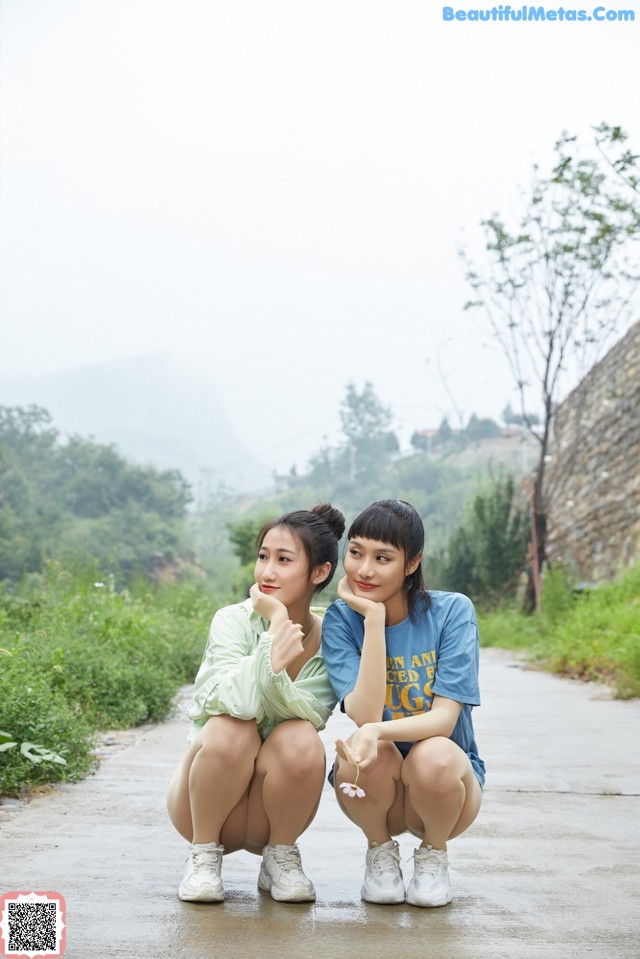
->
[1, 1, 639, 473]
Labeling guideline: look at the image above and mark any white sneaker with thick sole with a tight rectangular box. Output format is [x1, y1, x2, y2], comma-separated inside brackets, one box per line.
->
[258, 844, 316, 902]
[406, 845, 452, 907]
[361, 840, 405, 904]
[178, 842, 225, 902]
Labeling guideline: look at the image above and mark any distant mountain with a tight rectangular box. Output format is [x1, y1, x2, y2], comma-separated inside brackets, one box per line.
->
[0, 354, 270, 494]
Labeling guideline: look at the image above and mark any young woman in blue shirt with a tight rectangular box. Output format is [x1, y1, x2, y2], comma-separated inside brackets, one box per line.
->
[322, 499, 484, 908]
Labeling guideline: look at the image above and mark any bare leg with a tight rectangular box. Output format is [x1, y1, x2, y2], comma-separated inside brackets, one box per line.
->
[402, 737, 482, 849]
[244, 719, 326, 853]
[166, 715, 261, 844]
[333, 740, 405, 844]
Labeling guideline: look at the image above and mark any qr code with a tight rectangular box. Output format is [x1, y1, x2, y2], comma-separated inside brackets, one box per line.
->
[0, 892, 66, 958]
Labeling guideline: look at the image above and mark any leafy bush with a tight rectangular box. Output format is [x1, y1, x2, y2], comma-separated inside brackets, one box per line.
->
[0, 566, 220, 796]
[0, 658, 97, 796]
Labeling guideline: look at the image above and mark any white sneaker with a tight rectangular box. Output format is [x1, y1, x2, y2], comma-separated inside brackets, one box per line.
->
[178, 842, 225, 902]
[258, 844, 316, 902]
[406, 845, 452, 907]
[361, 840, 405, 904]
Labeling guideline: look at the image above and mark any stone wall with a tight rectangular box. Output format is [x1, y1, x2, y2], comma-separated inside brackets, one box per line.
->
[546, 321, 640, 583]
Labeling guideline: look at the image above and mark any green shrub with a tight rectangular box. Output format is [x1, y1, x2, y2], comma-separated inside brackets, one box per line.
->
[542, 566, 640, 696]
[478, 563, 640, 698]
[541, 565, 577, 623]
[0, 567, 219, 796]
[0, 655, 97, 796]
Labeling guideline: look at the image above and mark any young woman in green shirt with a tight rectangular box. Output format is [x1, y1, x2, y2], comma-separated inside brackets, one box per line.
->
[166, 504, 344, 904]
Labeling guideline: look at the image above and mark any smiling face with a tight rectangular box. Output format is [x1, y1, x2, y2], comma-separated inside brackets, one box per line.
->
[344, 536, 421, 624]
[254, 525, 315, 610]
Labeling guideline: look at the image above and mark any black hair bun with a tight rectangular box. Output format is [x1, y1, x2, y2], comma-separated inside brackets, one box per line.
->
[312, 503, 345, 541]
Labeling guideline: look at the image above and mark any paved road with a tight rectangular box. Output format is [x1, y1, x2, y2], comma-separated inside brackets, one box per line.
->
[1, 648, 639, 959]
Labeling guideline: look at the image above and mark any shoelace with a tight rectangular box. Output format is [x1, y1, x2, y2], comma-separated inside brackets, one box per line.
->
[413, 849, 445, 878]
[273, 846, 304, 874]
[369, 845, 401, 875]
[191, 848, 221, 875]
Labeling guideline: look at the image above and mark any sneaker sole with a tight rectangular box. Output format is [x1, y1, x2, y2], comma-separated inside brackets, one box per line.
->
[361, 884, 406, 905]
[258, 872, 316, 902]
[178, 884, 225, 903]
[406, 887, 452, 908]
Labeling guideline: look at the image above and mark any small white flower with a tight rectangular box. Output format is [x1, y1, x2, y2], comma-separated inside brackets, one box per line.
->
[339, 781, 366, 799]
[94, 582, 105, 588]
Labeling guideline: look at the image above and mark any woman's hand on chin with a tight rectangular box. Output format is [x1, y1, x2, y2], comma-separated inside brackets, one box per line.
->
[250, 584, 304, 673]
[249, 583, 288, 626]
[337, 576, 385, 621]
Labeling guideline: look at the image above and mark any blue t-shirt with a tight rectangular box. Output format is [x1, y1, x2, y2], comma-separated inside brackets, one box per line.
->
[321, 591, 485, 788]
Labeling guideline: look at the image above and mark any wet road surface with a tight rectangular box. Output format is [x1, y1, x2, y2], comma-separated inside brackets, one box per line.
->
[1, 648, 639, 959]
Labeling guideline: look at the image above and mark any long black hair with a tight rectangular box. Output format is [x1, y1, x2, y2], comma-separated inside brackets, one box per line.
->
[347, 499, 431, 619]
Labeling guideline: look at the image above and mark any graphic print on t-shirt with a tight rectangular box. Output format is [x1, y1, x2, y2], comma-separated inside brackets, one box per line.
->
[385, 649, 437, 717]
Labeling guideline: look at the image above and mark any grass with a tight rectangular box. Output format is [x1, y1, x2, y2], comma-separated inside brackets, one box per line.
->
[477, 563, 640, 699]
[0, 564, 220, 797]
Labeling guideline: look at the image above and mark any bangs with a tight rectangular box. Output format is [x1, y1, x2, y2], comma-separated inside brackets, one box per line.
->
[348, 505, 404, 550]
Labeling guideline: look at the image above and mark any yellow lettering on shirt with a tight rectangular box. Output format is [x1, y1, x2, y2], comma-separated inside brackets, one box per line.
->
[400, 683, 424, 712]
[384, 648, 438, 718]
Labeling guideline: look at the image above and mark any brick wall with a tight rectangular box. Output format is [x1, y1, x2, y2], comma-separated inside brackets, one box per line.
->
[546, 321, 640, 582]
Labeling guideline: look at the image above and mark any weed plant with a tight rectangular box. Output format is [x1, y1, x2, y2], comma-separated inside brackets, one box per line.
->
[0, 564, 222, 797]
[478, 563, 640, 698]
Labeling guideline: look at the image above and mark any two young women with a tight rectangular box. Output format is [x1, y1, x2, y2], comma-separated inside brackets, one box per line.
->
[167, 498, 484, 907]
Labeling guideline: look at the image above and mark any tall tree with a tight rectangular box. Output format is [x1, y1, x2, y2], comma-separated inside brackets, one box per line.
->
[339, 381, 399, 481]
[461, 125, 640, 610]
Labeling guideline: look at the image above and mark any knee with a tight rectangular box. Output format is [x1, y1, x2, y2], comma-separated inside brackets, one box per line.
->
[197, 716, 260, 765]
[404, 738, 460, 793]
[377, 740, 405, 769]
[262, 721, 325, 778]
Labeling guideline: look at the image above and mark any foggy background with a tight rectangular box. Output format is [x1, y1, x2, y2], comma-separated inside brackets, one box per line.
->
[2, 0, 639, 489]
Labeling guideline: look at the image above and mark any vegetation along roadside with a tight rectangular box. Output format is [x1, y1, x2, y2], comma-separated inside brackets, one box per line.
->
[478, 563, 640, 700]
[0, 568, 216, 798]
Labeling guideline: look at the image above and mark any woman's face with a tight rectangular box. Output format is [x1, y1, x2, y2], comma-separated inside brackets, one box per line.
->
[254, 525, 313, 608]
[344, 536, 417, 609]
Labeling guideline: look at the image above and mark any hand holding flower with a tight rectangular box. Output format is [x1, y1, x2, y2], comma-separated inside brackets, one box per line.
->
[336, 736, 369, 799]
[335, 737, 360, 767]
[337, 725, 379, 772]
